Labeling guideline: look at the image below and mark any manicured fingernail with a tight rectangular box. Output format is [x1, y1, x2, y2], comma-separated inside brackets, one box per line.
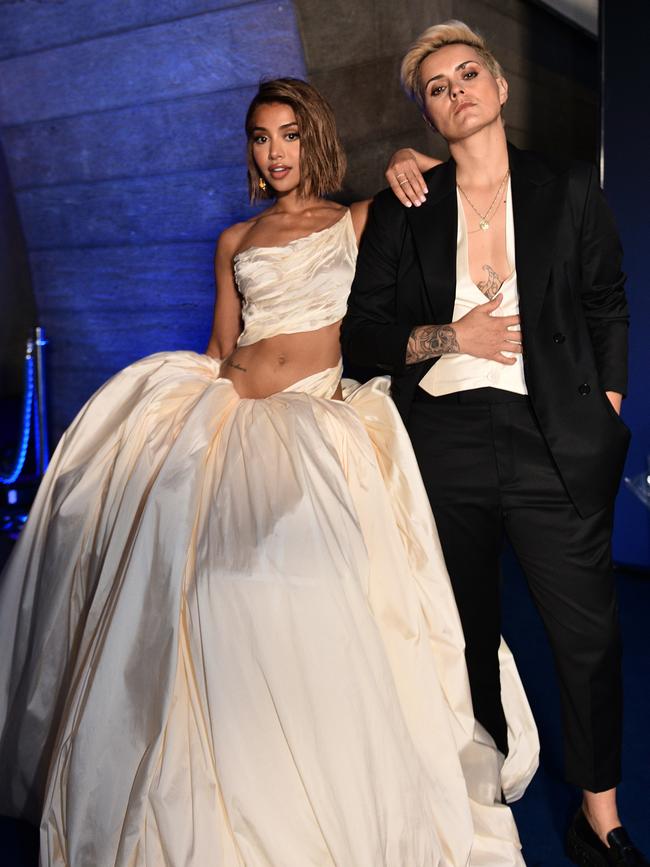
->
[419, 197, 426, 204]
[405, 201, 412, 207]
[414, 200, 421, 206]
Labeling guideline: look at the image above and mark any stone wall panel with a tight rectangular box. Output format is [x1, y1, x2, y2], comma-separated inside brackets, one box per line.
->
[17, 168, 248, 249]
[3, 88, 256, 188]
[0, 2, 302, 126]
[0, 0, 252, 60]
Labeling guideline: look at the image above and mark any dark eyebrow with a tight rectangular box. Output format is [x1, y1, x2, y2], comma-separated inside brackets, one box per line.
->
[251, 121, 299, 133]
[424, 59, 480, 89]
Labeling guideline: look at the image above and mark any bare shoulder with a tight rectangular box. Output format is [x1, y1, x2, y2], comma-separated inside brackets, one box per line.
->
[216, 217, 259, 261]
[348, 200, 371, 244]
[308, 200, 349, 228]
[315, 201, 347, 218]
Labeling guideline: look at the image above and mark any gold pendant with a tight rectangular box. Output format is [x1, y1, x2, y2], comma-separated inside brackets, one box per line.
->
[479, 219, 489, 231]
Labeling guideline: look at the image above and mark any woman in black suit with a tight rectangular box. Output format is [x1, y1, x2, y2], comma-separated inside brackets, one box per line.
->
[342, 19, 643, 867]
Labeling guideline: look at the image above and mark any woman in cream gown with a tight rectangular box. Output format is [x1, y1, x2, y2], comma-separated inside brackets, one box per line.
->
[0, 78, 538, 867]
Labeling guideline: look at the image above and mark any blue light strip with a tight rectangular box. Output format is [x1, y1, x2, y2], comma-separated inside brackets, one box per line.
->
[0, 350, 35, 485]
[35, 329, 50, 473]
[33, 370, 41, 473]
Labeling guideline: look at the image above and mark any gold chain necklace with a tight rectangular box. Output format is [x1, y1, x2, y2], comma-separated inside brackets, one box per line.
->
[457, 168, 510, 232]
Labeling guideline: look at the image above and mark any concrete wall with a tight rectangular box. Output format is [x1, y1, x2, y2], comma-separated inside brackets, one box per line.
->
[0, 0, 305, 440]
[294, 0, 598, 199]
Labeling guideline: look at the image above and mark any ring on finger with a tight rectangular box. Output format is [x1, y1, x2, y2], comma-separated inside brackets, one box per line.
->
[398, 179, 409, 186]
[396, 172, 407, 179]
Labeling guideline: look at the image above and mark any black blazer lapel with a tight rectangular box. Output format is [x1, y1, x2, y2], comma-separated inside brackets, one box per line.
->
[509, 143, 564, 333]
[406, 159, 457, 326]
[405, 145, 565, 333]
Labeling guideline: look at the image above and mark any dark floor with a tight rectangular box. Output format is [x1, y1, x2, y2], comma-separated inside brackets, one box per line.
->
[0, 537, 648, 866]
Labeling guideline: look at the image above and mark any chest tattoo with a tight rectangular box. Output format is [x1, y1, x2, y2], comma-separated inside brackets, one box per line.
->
[476, 264, 502, 300]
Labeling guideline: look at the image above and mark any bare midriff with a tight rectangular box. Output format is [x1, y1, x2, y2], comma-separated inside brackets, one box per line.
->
[219, 320, 343, 399]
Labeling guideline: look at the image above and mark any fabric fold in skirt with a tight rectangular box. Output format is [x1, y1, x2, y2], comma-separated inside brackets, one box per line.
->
[0, 351, 538, 866]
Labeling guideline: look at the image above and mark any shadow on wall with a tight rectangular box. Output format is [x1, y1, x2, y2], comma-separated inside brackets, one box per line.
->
[521, 2, 598, 164]
[0, 139, 36, 399]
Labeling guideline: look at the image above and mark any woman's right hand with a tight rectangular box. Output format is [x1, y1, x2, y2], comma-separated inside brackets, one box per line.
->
[385, 148, 442, 208]
[454, 295, 522, 364]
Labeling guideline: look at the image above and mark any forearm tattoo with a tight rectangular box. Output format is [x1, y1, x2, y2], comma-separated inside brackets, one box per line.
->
[477, 264, 501, 300]
[406, 324, 459, 365]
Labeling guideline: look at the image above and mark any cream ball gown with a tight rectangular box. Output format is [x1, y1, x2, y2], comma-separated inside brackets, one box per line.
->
[0, 211, 538, 866]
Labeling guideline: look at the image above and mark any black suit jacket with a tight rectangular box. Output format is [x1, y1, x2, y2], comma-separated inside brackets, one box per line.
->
[341, 143, 630, 518]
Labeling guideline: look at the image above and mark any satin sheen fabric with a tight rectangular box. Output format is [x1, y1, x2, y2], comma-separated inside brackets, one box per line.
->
[1, 218, 537, 865]
[0, 352, 538, 866]
[235, 210, 354, 346]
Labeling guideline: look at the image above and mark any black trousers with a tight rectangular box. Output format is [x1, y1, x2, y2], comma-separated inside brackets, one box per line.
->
[407, 387, 622, 792]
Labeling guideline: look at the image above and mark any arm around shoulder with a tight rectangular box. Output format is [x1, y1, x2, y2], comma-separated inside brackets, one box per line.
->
[341, 192, 412, 372]
[385, 147, 443, 207]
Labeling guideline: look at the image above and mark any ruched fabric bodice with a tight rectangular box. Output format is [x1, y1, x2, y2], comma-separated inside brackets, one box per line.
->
[234, 210, 357, 346]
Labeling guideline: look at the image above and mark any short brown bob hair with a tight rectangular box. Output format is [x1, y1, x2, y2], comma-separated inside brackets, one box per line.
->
[401, 20, 505, 109]
[245, 78, 346, 203]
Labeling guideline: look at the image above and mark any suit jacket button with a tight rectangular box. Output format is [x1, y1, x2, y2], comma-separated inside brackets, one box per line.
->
[578, 383, 591, 396]
[553, 332, 566, 344]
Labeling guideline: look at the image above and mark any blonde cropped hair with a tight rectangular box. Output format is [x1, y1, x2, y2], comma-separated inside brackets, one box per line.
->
[400, 20, 505, 108]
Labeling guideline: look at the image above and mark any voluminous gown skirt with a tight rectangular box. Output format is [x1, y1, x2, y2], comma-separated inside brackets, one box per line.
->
[0, 351, 539, 867]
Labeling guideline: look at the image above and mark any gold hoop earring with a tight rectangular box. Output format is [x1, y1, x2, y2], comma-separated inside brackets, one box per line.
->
[258, 177, 267, 192]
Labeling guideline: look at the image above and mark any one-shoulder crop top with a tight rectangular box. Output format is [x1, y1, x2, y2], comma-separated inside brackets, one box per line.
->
[233, 209, 357, 346]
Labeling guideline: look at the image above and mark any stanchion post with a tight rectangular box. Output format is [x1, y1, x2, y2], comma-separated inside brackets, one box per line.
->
[33, 326, 49, 476]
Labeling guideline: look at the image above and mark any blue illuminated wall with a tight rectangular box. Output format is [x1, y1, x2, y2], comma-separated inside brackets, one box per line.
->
[0, 0, 305, 441]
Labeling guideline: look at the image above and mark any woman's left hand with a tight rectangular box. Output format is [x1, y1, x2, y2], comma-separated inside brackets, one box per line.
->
[605, 391, 623, 415]
[385, 147, 442, 208]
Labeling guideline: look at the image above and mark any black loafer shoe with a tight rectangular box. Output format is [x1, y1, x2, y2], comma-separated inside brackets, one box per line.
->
[566, 809, 650, 865]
